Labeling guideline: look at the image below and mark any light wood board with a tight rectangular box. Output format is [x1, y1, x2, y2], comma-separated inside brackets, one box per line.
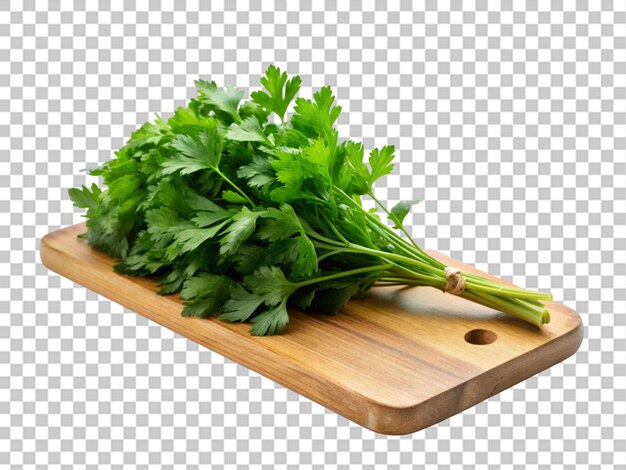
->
[40, 223, 583, 435]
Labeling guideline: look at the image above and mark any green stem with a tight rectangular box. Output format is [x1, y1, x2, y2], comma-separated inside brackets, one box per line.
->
[461, 289, 546, 326]
[368, 191, 423, 252]
[345, 243, 443, 276]
[338, 188, 445, 269]
[316, 249, 343, 262]
[462, 272, 553, 300]
[370, 218, 445, 268]
[382, 270, 551, 302]
[310, 235, 445, 279]
[319, 211, 352, 246]
[306, 196, 551, 326]
[466, 284, 553, 301]
[311, 235, 549, 301]
[385, 268, 443, 284]
[294, 264, 394, 288]
[216, 169, 256, 207]
[306, 230, 349, 248]
[380, 276, 424, 284]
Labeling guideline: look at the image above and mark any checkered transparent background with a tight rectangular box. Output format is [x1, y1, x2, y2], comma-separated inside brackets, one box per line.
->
[1, 0, 625, 468]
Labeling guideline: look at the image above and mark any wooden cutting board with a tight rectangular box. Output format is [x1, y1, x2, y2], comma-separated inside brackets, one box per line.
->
[40, 223, 582, 435]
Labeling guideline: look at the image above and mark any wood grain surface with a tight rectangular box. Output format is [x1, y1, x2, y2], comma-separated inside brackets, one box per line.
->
[40, 223, 583, 435]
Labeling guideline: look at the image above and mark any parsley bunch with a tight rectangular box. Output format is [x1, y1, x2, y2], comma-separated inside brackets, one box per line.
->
[69, 66, 552, 335]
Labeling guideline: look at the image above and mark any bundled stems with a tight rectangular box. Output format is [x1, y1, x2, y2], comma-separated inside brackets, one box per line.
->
[303, 192, 552, 327]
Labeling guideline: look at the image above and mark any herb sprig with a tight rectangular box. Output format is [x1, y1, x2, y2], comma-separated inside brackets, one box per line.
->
[69, 66, 552, 335]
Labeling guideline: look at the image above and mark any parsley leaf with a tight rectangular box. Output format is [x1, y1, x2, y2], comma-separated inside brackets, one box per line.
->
[222, 190, 250, 204]
[68, 183, 101, 210]
[173, 221, 230, 254]
[251, 65, 302, 122]
[243, 265, 296, 306]
[195, 80, 243, 124]
[218, 284, 264, 323]
[389, 199, 422, 229]
[368, 145, 395, 188]
[162, 125, 222, 175]
[249, 301, 290, 336]
[292, 86, 342, 138]
[180, 273, 235, 318]
[338, 141, 370, 196]
[257, 205, 301, 241]
[191, 205, 231, 227]
[237, 156, 276, 189]
[226, 116, 272, 145]
[219, 207, 260, 256]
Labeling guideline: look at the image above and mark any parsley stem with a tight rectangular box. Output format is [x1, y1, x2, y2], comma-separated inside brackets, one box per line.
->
[310, 237, 443, 277]
[460, 290, 547, 326]
[382, 271, 551, 301]
[215, 169, 256, 207]
[365, 216, 444, 267]
[294, 264, 395, 288]
[464, 281, 553, 300]
[336, 187, 445, 269]
[345, 243, 443, 276]
[379, 276, 427, 284]
[368, 191, 423, 253]
[461, 272, 552, 299]
[385, 268, 443, 284]
[311, 234, 549, 302]
[363, 217, 437, 266]
[319, 212, 352, 246]
[378, 275, 547, 326]
[316, 249, 343, 262]
[306, 230, 349, 248]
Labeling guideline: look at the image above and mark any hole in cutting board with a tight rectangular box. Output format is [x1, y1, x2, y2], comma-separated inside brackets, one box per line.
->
[464, 329, 497, 345]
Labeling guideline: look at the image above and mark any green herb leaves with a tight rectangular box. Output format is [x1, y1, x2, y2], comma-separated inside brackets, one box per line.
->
[251, 65, 302, 122]
[195, 80, 243, 123]
[219, 207, 260, 256]
[163, 125, 222, 175]
[226, 116, 272, 145]
[68, 183, 101, 210]
[69, 65, 553, 335]
[292, 86, 342, 138]
[180, 273, 235, 318]
[367, 145, 395, 189]
[389, 199, 422, 229]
